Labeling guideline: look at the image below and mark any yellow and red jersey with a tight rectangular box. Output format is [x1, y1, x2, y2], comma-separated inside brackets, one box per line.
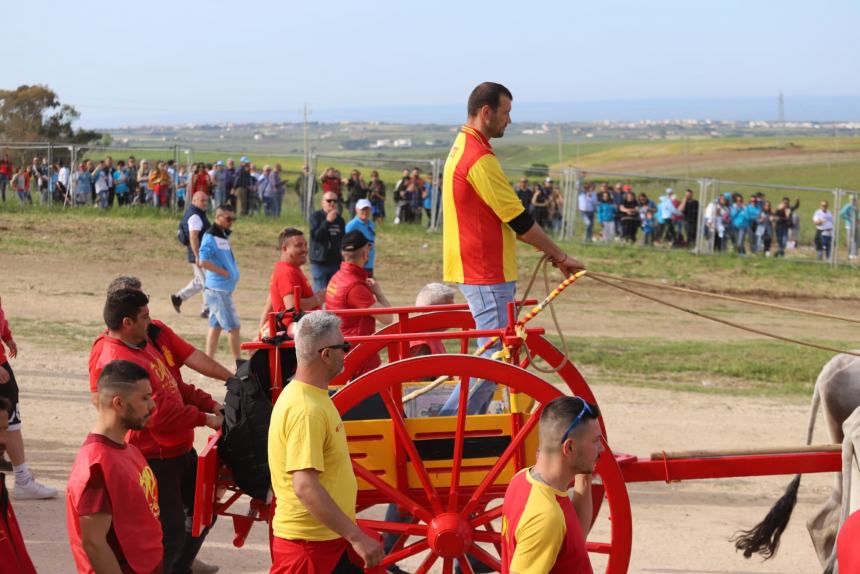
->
[443, 126, 528, 284]
[501, 469, 593, 574]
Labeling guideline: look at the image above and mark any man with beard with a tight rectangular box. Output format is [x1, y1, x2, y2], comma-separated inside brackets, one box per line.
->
[440, 82, 585, 415]
[90, 289, 224, 573]
[501, 396, 602, 574]
[67, 360, 163, 574]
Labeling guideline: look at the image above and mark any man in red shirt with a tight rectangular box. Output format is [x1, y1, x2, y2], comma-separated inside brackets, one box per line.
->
[501, 396, 602, 574]
[324, 231, 392, 377]
[257, 227, 323, 338]
[67, 360, 163, 574]
[90, 288, 224, 574]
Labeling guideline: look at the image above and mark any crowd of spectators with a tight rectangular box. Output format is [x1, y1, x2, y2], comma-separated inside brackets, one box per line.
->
[514, 176, 565, 234]
[575, 179, 859, 260]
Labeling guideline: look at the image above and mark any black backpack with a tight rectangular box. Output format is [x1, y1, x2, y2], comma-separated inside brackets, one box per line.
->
[218, 345, 298, 501]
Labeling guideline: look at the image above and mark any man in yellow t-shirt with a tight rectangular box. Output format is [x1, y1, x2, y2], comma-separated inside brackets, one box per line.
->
[268, 311, 383, 573]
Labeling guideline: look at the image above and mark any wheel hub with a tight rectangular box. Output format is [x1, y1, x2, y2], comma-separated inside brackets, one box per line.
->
[427, 512, 472, 558]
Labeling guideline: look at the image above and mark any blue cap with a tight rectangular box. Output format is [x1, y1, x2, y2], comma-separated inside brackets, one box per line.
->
[240, 156, 250, 164]
[215, 160, 224, 166]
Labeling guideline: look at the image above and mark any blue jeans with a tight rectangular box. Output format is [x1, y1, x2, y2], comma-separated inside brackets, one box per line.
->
[310, 262, 340, 292]
[734, 228, 747, 255]
[438, 281, 516, 416]
[581, 211, 595, 242]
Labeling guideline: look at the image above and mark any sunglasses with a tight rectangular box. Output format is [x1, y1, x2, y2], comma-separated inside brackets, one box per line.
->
[324, 199, 337, 204]
[560, 399, 594, 444]
[318, 342, 351, 354]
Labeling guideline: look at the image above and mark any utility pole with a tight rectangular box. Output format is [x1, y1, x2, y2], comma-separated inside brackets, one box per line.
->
[302, 102, 311, 168]
[557, 125, 563, 165]
[777, 91, 785, 126]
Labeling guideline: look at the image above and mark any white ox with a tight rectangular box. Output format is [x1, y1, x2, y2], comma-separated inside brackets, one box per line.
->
[733, 352, 860, 573]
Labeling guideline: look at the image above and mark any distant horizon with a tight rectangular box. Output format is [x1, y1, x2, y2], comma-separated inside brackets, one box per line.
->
[91, 94, 860, 130]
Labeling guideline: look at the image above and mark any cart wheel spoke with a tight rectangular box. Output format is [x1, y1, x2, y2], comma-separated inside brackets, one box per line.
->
[356, 518, 425, 536]
[448, 374, 470, 512]
[483, 519, 503, 555]
[467, 542, 502, 571]
[442, 557, 454, 574]
[379, 539, 430, 569]
[469, 505, 502, 529]
[457, 555, 476, 574]
[351, 460, 433, 524]
[381, 388, 444, 515]
[461, 407, 543, 517]
[414, 552, 439, 574]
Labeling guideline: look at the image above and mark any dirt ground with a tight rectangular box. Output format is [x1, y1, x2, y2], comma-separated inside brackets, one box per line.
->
[0, 248, 848, 574]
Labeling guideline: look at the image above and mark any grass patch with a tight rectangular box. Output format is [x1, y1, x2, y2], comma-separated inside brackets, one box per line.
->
[545, 335, 847, 397]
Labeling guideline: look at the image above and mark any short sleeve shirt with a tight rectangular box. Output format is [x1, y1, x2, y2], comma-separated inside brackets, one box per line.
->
[501, 469, 593, 574]
[268, 380, 357, 541]
[443, 126, 525, 284]
[269, 262, 317, 315]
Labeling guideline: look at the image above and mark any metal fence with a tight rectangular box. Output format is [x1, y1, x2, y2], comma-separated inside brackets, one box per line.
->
[3, 141, 858, 266]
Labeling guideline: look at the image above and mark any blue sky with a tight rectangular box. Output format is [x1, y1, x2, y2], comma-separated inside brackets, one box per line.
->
[7, 0, 858, 126]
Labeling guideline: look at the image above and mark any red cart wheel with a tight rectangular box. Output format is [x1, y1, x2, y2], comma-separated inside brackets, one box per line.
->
[333, 354, 631, 573]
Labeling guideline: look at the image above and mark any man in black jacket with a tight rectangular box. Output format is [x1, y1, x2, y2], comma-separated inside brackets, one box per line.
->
[172, 192, 211, 317]
[308, 192, 345, 291]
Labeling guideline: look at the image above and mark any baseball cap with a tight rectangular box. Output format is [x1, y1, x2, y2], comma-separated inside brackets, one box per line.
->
[342, 230, 370, 251]
[215, 160, 224, 166]
[545, 177, 553, 183]
[240, 156, 250, 164]
[355, 198, 372, 211]
[666, 187, 674, 195]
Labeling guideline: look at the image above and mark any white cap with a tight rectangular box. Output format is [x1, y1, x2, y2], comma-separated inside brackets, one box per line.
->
[355, 198, 372, 210]
[666, 187, 674, 195]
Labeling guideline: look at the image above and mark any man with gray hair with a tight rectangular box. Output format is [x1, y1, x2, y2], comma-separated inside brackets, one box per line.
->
[410, 283, 456, 357]
[268, 311, 383, 573]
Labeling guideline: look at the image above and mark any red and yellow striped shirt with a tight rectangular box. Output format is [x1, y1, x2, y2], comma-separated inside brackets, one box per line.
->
[443, 126, 526, 284]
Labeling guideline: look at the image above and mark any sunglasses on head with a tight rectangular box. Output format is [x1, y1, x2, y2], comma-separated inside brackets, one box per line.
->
[318, 342, 351, 354]
[560, 399, 594, 444]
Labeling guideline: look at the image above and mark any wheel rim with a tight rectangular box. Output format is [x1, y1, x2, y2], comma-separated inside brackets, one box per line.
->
[333, 354, 631, 573]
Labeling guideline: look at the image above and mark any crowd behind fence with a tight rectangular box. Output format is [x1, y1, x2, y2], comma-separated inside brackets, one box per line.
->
[1, 142, 857, 266]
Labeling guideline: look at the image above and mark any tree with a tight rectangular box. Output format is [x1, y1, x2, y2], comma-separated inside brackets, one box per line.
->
[0, 84, 100, 143]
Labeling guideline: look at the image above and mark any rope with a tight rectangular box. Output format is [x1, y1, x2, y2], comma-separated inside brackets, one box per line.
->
[586, 273, 860, 358]
[587, 271, 860, 326]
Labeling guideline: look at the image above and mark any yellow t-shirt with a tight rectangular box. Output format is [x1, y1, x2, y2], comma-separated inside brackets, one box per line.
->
[268, 379, 357, 540]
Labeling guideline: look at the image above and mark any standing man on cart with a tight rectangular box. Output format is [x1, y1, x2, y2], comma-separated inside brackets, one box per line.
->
[440, 82, 585, 415]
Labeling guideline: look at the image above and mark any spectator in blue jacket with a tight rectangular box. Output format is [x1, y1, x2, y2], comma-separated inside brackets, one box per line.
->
[730, 195, 750, 255]
[200, 203, 242, 367]
[345, 198, 376, 277]
[744, 195, 763, 253]
[596, 191, 617, 243]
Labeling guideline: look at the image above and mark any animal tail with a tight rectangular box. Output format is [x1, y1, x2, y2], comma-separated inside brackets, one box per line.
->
[732, 373, 823, 559]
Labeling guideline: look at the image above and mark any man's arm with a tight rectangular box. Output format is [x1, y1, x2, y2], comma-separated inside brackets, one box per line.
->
[80, 513, 123, 574]
[571, 474, 594, 536]
[199, 259, 229, 277]
[366, 280, 393, 325]
[189, 230, 202, 262]
[518, 222, 585, 276]
[292, 469, 383, 568]
[184, 349, 233, 382]
[258, 296, 274, 330]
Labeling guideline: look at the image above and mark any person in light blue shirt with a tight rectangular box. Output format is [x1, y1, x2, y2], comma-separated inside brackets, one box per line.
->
[113, 161, 130, 206]
[730, 195, 750, 255]
[744, 196, 763, 253]
[345, 198, 377, 276]
[199, 204, 242, 367]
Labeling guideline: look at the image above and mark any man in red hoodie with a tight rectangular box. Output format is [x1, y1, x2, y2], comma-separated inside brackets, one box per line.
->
[90, 288, 224, 574]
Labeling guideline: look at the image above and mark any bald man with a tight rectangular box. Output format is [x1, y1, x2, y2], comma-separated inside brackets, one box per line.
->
[172, 191, 212, 317]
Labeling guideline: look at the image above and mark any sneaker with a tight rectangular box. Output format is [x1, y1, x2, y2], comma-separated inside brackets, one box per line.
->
[200, 309, 210, 319]
[171, 294, 183, 313]
[393, 217, 400, 225]
[191, 559, 220, 573]
[13, 478, 58, 500]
